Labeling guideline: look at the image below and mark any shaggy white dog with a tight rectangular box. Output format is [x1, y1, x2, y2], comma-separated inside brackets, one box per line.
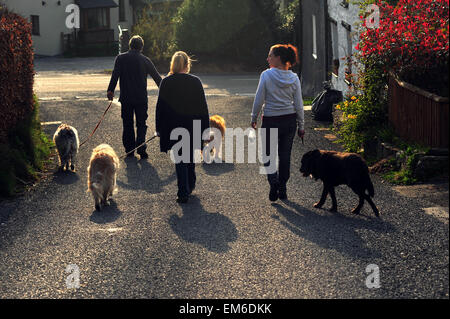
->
[87, 144, 119, 211]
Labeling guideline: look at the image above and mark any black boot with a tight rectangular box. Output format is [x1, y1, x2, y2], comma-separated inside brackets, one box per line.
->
[269, 183, 279, 202]
[278, 184, 287, 200]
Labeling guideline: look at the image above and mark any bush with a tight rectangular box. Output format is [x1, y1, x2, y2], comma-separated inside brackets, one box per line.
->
[0, 9, 52, 196]
[172, 0, 279, 67]
[132, 1, 179, 63]
[0, 8, 35, 144]
[357, 0, 449, 96]
[335, 0, 449, 156]
[278, 0, 300, 44]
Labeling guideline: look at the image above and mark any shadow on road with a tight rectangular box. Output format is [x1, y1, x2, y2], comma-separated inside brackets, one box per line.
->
[201, 162, 235, 176]
[52, 170, 80, 185]
[118, 157, 176, 194]
[271, 199, 395, 259]
[89, 199, 122, 224]
[169, 196, 238, 253]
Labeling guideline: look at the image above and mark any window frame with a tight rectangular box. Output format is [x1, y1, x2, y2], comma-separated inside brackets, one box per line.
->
[31, 15, 40, 36]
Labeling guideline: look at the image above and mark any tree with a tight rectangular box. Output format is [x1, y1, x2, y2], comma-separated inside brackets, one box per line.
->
[133, 1, 179, 62]
[172, 0, 280, 66]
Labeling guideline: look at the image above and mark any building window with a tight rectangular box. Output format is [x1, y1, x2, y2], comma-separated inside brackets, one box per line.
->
[31, 15, 40, 35]
[119, 0, 126, 22]
[82, 8, 110, 30]
[330, 19, 339, 77]
[312, 14, 317, 60]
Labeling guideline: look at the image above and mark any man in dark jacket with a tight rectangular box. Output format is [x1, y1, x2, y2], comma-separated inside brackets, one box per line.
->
[107, 35, 162, 159]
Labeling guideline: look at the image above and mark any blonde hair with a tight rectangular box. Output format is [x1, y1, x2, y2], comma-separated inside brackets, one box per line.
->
[169, 51, 192, 75]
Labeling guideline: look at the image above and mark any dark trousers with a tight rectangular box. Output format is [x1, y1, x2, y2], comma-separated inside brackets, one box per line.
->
[174, 148, 196, 197]
[261, 115, 297, 188]
[175, 162, 196, 198]
[121, 102, 148, 154]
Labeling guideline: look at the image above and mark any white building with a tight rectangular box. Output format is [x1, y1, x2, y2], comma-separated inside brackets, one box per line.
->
[327, 0, 361, 95]
[300, 0, 361, 98]
[3, 0, 134, 56]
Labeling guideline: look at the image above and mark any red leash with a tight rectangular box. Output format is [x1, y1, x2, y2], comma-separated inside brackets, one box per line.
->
[79, 100, 114, 148]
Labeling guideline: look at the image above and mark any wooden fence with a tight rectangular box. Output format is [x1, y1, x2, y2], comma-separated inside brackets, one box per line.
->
[388, 73, 449, 149]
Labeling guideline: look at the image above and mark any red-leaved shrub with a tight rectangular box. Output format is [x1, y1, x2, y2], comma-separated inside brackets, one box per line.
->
[0, 8, 35, 143]
[357, 0, 449, 96]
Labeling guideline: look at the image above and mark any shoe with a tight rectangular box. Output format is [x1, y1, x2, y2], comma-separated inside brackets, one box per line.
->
[278, 185, 287, 200]
[176, 196, 189, 203]
[269, 184, 279, 202]
[138, 151, 149, 159]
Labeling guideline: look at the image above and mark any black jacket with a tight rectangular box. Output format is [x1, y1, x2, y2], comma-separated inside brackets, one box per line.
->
[107, 50, 162, 104]
[155, 73, 210, 153]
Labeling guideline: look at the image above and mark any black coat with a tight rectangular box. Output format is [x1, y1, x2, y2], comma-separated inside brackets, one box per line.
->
[155, 73, 210, 153]
[107, 50, 162, 104]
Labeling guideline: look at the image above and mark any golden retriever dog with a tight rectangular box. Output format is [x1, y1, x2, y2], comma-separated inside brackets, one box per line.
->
[205, 115, 226, 161]
[87, 144, 120, 211]
[53, 123, 79, 172]
[300, 149, 379, 217]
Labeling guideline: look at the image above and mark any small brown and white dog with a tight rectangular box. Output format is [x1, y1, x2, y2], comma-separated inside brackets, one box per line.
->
[204, 115, 226, 162]
[53, 123, 79, 172]
[87, 144, 120, 211]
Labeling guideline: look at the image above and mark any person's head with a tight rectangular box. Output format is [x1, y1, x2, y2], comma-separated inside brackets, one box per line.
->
[267, 44, 299, 69]
[129, 35, 144, 52]
[169, 51, 192, 75]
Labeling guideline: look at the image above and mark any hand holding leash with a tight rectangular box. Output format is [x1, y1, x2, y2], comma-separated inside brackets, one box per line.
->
[298, 129, 305, 145]
[107, 91, 114, 101]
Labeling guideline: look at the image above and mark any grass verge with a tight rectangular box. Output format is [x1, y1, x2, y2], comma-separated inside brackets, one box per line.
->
[0, 95, 53, 196]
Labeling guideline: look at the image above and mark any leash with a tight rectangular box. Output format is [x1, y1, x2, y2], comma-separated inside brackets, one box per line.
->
[79, 100, 114, 148]
[119, 132, 159, 160]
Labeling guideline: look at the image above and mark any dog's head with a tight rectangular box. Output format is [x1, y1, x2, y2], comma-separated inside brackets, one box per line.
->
[300, 149, 321, 178]
[209, 115, 226, 137]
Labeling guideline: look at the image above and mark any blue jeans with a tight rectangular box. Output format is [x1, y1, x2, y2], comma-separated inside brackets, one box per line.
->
[261, 115, 297, 187]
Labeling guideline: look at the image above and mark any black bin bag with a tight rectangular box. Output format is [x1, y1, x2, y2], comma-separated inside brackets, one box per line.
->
[311, 82, 343, 122]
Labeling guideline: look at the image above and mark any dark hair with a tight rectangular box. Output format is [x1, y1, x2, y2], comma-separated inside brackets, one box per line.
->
[270, 44, 299, 67]
[129, 35, 144, 51]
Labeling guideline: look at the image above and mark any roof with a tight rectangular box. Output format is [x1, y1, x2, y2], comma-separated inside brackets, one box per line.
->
[76, 0, 119, 9]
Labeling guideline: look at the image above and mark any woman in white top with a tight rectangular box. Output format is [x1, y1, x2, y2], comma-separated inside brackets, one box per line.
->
[251, 44, 305, 201]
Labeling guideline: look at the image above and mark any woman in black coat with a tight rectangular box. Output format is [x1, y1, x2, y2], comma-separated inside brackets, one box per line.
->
[155, 51, 210, 203]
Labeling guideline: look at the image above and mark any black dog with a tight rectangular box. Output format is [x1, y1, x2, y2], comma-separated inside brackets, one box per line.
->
[300, 149, 379, 216]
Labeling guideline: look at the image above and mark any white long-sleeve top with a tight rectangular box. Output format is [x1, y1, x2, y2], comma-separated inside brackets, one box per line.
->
[251, 68, 304, 130]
